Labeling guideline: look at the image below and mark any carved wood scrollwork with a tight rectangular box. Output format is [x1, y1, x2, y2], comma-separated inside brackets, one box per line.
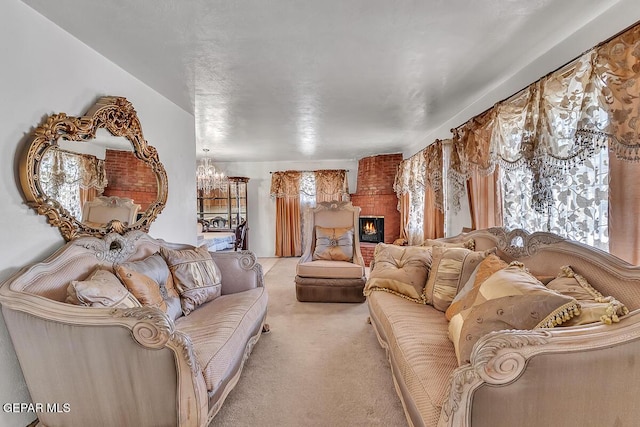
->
[19, 96, 168, 241]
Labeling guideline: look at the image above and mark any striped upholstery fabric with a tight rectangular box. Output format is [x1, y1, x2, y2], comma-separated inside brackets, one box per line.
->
[176, 287, 267, 392]
[368, 291, 458, 427]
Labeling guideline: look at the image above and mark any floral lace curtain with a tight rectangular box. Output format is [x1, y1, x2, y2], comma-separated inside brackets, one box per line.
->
[39, 149, 107, 221]
[394, 143, 444, 245]
[299, 172, 316, 252]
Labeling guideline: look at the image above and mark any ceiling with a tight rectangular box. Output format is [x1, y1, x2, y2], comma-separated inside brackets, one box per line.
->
[23, 0, 631, 162]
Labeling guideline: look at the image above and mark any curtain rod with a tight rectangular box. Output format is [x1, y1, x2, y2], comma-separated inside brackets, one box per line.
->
[452, 18, 640, 132]
[269, 169, 349, 174]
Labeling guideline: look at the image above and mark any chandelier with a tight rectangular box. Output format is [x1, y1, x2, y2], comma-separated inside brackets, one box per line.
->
[196, 149, 228, 192]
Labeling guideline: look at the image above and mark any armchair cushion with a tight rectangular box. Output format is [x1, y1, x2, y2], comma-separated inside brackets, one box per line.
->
[66, 268, 141, 309]
[312, 226, 354, 262]
[297, 260, 364, 279]
[160, 245, 223, 315]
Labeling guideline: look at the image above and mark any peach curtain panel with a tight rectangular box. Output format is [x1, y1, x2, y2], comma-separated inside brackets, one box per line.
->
[314, 169, 349, 203]
[270, 171, 302, 257]
[467, 168, 503, 230]
[423, 141, 445, 239]
[597, 25, 640, 264]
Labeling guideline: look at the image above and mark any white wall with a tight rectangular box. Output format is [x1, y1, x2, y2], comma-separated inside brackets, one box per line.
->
[0, 2, 196, 426]
[404, 0, 640, 235]
[219, 159, 358, 257]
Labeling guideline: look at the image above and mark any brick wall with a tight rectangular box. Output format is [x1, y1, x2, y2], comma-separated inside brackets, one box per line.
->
[351, 153, 403, 265]
[103, 149, 157, 211]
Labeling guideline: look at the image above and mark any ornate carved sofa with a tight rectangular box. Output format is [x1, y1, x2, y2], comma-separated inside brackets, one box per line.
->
[0, 231, 268, 427]
[366, 227, 640, 427]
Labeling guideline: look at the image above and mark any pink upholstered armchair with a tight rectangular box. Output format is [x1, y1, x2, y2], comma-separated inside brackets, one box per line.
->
[295, 201, 366, 302]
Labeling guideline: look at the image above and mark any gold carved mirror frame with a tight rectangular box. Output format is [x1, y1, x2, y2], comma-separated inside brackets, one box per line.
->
[19, 96, 168, 241]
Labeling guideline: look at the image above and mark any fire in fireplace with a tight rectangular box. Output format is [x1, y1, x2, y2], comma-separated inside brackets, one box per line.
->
[359, 216, 384, 244]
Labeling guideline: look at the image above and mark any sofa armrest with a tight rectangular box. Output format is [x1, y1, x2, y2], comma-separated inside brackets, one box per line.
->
[439, 311, 640, 426]
[210, 250, 264, 295]
[0, 291, 208, 427]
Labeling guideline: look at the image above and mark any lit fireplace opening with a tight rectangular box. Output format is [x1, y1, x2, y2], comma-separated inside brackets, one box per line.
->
[359, 216, 384, 244]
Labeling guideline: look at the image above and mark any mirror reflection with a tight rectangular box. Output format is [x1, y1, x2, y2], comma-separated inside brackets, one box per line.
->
[20, 96, 168, 241]
[38, 130, 158, 227]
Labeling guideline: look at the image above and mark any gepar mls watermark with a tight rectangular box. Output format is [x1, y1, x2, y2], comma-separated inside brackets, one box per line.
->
[3, 402, 70, 413]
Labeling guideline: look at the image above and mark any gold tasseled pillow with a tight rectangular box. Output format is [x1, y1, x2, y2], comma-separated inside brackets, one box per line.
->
[363, 243, 432, 303]
[448, 262, 580, 365]
[160, 245, 223, 315]
[313, 226, 354, 262]
[547, 265, 629, 326]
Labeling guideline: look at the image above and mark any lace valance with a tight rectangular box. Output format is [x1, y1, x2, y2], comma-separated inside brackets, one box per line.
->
[269, 170, 301, 198]
[314, 169, 349, 200]
[595, 23, 640, 161]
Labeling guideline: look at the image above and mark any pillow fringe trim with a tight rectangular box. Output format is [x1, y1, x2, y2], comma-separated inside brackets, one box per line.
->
[363, 287, 427, 304]
[535, 301, 581, 328]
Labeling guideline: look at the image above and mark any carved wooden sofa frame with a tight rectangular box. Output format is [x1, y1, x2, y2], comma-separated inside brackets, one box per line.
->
[369, 227, 640, 427]
[0, 231, 267, 427]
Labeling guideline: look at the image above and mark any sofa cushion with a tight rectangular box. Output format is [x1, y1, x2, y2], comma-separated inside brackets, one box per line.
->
[449, 263, 580, 365]
[423, 238, 475, 251]
[445, 253, 508, 321]
[547, 265, 629, 326]
[160, 245, 223, 315]
[312, 226, 354, 262]
[363, 243, 432, 303]
[117, 253, 182, 320]
[115, 266, 168, 313]
[175, 287, 267, 392]
[425, 247, 494, 312]
[66, 268, 141, 309]
[368, 291, 458, 427]
[296, 260, 364, 279]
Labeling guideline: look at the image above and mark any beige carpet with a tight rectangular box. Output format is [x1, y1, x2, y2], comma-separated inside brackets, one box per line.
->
[211, 257, 407, 427]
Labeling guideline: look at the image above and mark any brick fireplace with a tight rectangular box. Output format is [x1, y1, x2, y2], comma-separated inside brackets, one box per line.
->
[350, 153, 402, 266]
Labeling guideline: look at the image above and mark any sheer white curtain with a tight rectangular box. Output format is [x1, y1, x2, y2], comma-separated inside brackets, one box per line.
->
[502, 147, 608, 251]
[300, 172, 316, 252]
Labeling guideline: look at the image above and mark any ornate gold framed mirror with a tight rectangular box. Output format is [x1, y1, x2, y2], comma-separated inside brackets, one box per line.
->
[19, 96, 168, 241]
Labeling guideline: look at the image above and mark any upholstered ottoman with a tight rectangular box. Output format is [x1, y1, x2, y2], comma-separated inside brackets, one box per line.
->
[295, 275, 366, 303]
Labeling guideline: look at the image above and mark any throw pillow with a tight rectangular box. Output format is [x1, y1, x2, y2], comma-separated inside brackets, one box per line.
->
[66, 268, 141, 309]
[313, 226, 354, 262]
[363, 243, 432, 303]
[423, 238, 475, 251]
[444, 254, 509, 321]
[547, 265, 629, 326]
[116, 253, 182, 320]
[114, 265, 168, 313]
[424, 246, 495, 312]
[448, 262, 580, 365]
[160, 245, 223, 315]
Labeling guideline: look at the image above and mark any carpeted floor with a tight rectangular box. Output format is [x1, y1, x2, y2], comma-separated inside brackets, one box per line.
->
[211, 257, 407, 427]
